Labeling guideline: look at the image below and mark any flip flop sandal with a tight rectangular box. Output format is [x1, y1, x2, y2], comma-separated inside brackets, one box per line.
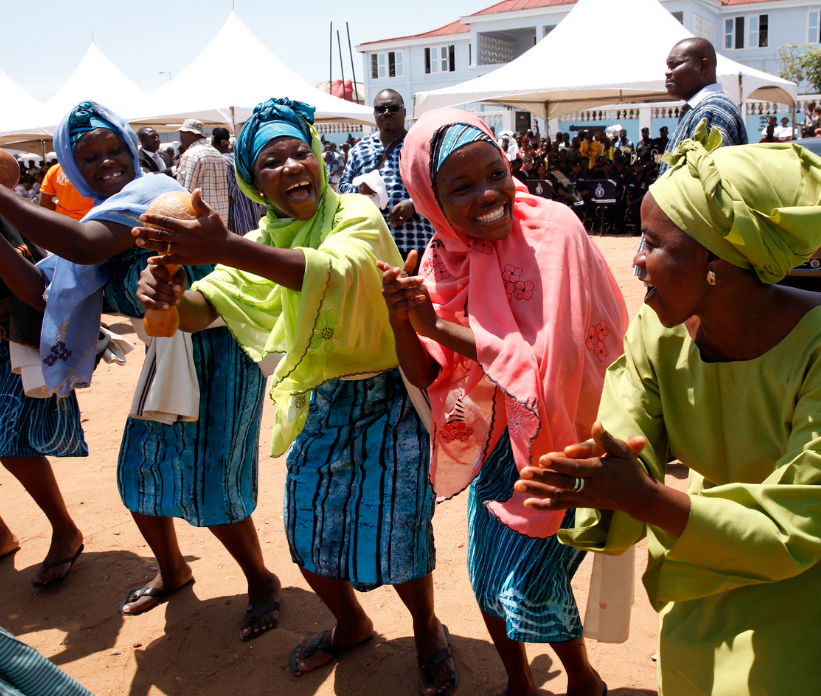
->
[289, 628, 374, 674]
[31, 544, 84, 589]
[239, 599, 280, 642]
[417, 624, 459, 696]
[118, 576, 195, 616]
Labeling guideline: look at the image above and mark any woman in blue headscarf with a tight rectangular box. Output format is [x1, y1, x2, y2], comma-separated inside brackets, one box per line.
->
[134, 98, 456, 696]
[0, 101, 281, 641]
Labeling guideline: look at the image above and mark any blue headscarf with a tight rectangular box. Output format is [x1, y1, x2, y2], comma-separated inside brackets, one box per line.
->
[234, 98, 316, 195]
[430, 123, 493, 181]
[42, 101, 187, 397]
[54, 100, 142, 203]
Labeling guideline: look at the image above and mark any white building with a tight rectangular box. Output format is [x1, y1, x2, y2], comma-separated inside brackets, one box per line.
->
[357, 0, 815, 119]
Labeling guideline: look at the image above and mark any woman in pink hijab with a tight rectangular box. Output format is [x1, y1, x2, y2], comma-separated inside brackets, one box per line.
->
[379, 109, 628, 696]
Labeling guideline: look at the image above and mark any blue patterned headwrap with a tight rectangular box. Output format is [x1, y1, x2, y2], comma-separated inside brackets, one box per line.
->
[235, 98, 316, 192]
[67, 101, 117, 149]
[54, 100, 142, 202]
[430, 123, 493, 180]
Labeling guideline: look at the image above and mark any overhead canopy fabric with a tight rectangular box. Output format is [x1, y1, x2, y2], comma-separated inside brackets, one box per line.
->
[415, 0, 798, 120]
[0, 42, 147, 149]
[0, 69, 51, 148]
[127, 13, 376, 130]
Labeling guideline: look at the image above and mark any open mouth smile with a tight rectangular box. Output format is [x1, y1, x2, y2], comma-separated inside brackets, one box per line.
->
[475, 203, 506, 224]
[101, 171, 123, 182]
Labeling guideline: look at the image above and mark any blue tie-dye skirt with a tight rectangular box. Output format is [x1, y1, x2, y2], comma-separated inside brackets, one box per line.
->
[284, 369, 434, 591]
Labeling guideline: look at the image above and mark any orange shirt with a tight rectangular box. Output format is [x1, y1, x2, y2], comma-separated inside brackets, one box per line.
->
[40, 164, 94, 221]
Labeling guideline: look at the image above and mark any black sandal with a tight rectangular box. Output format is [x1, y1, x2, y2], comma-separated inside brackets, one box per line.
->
[31, 544, 84, 589]
[417, 624, 459, 696]
[239, 600, 280, 642]
[118, 576, 195, 616]
[289, 628, 374, 674]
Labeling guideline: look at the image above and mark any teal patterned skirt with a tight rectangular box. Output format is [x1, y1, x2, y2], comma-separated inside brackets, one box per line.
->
[468, 429, 585, 643]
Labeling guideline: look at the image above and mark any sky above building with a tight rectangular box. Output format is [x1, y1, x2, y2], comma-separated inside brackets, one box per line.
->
[1, 0, 484, 101]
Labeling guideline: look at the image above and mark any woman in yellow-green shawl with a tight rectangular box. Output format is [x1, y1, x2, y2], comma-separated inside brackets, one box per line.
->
[133, 99, 457, 696]
[514, 122, 821, 696]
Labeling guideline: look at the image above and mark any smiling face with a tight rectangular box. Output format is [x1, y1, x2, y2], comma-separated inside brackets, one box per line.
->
[635, 193, 713, 327]
[252, 136, 322, 220]
[73, 129, 136, 199]
[434, 141, 516, 243]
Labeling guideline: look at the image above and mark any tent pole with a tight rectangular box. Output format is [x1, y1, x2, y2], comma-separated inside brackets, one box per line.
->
[346, 23, 360, 103]
[544, 100, 549, 137]
[329, 23, 333, 91]
[231, 106, 236, 133]
[738, 73, 743, 109]
[337, 31, 348, 101]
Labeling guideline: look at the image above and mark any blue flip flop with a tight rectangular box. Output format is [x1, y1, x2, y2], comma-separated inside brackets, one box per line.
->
[418, 624, 459, 696]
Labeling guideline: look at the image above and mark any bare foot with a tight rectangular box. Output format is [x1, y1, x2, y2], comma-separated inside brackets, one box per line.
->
[120, 568, 194, 614]
[240, 572, 282, 640]
[32, 527, 83, 586]
[292, 619, 374, 674]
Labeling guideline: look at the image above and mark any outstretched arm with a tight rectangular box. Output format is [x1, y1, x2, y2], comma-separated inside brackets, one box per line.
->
[0, 184, 132, 264]
[132, 190, 306, 291]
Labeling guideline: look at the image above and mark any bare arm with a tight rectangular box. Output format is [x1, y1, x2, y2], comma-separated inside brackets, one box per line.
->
[0, 234, 47, 311]
[38, 192, 56, 212]
[0, 184, 133, 264]
[132, 189, 306, 291]
[378, 251, 478, 389]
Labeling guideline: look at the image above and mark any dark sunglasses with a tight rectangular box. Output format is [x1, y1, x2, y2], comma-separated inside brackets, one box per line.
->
[374, 104, 402, 114]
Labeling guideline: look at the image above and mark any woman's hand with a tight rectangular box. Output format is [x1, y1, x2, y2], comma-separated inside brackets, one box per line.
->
[132, 189, 233, 267]
[387, 199, 415, 227]
[377, 250, 438, 336]
[515, 421, 650, 514]
[136, 263, 187, 311]
[514, 422, 691, 536]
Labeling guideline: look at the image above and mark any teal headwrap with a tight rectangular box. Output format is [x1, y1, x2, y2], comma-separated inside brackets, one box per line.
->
[430, 123, 493, 180]
[67, 102, 116, 149]
[234, 98, 316, 195]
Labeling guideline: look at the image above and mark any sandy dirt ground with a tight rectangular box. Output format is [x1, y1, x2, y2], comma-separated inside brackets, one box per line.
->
[0, 234, 676, 696]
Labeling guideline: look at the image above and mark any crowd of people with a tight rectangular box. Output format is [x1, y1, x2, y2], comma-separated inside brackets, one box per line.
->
[1, 35, 820, 696]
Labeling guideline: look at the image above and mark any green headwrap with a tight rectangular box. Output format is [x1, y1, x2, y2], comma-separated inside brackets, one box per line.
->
[650, 119, 821, 284]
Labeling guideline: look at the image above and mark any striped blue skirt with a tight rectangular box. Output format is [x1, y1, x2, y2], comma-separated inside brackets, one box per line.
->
[468, 430, 585, 643]
[0, 626, 92, 696]
[0, 340, 87, 459]
[285, 369, 434, 591]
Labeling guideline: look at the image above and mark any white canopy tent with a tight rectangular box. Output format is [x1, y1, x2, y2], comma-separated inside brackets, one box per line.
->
[127, 13, 376, 130]
[414, 0, 798, 120]
[45, 42, 148, 122]
[0, 42, 148, 151]
[0, 69, 51, 150]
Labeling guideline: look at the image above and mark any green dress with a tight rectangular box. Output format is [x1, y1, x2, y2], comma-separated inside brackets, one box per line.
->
[560, 304, 821, 696]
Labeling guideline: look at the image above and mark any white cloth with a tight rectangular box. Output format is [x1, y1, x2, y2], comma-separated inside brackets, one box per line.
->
[129, 331, 200, 424]
[9, 326, 133, 398]
[351, 169, 390, 210]
[583, 545, 636, 643]
[9, 342, 51, 398]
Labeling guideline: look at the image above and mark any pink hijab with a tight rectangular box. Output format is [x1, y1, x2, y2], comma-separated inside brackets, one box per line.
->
[401, 109, 629, 538]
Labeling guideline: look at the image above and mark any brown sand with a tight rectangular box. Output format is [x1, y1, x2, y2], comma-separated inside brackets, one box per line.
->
[0, 235, 669, 696]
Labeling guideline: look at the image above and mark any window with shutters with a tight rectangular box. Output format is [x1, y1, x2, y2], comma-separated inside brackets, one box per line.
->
[425, 45, 456, 74]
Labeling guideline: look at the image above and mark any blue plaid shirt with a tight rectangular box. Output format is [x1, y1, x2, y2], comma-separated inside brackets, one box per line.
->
[223, 153, 265, 236]
[338, 133, 434, 258]
[659, 84, 747, 175]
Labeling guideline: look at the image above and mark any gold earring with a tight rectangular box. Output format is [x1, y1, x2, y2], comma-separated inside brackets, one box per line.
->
[707, 270, 719, 286]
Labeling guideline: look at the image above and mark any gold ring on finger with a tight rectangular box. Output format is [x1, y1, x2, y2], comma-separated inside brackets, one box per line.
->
[570, 477, 585, 493]
[165, 241, 172, 255]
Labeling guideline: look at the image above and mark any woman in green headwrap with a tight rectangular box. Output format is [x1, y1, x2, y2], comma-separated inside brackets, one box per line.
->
[134, 99, 456, 696]
[513, 122, 821, 696]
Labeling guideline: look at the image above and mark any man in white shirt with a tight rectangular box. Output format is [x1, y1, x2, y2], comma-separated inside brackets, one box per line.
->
[176, 119, 229, 225]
